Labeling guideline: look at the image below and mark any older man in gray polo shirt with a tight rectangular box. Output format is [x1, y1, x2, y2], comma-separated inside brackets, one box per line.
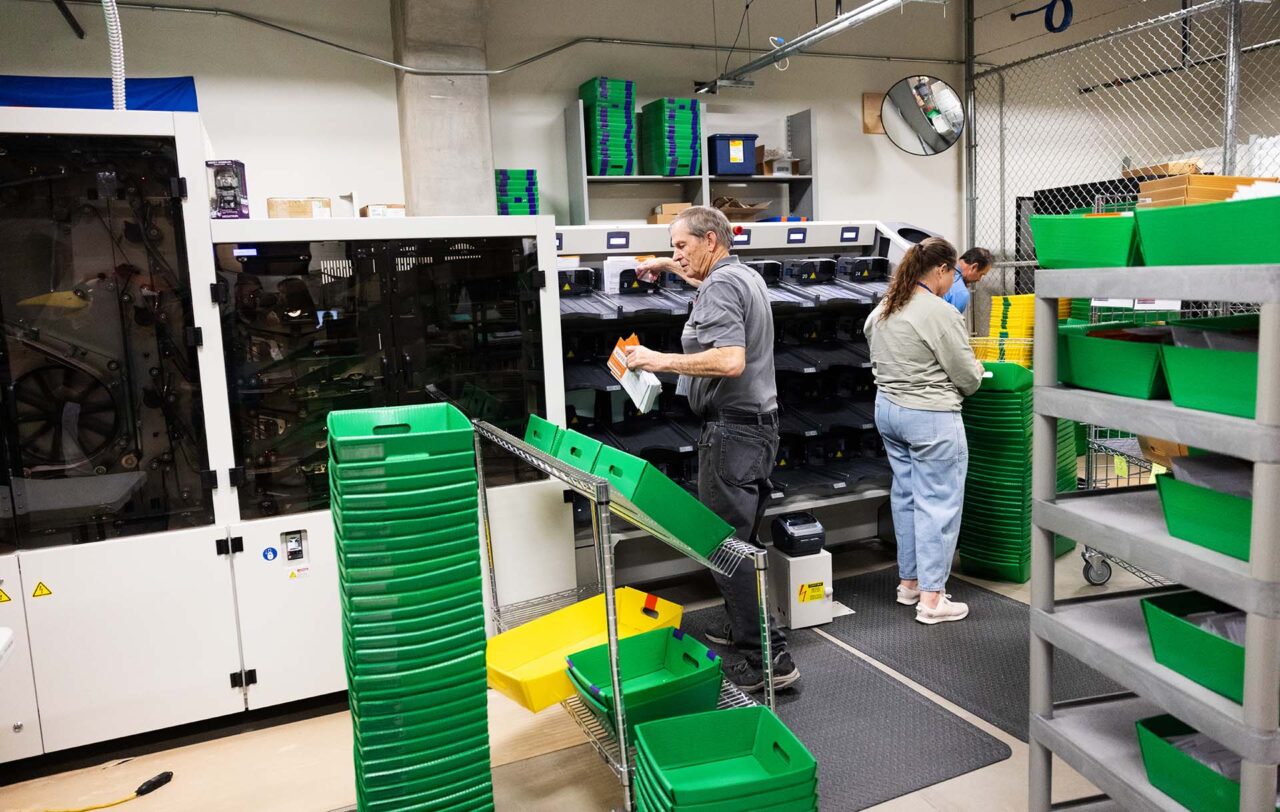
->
[624, 206, 798, 692]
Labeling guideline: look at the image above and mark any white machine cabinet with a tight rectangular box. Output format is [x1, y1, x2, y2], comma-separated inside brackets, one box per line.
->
[19, 528, 245, 752]
[0, 553, 44, 762]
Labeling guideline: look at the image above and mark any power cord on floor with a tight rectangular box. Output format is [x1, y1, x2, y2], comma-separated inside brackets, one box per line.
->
[43, 772, 173, 812]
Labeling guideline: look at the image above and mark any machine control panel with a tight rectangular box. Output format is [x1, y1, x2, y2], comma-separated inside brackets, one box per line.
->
[282, 530, 308, 562]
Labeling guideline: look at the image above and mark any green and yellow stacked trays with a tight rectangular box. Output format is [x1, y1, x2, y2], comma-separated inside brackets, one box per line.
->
[566, 627, 723, 742]
[496, 169, 539, 215]
[328, 403, 493, 812]
[959, 362, 1077, 583]
[633, 707, 819, 811]
[640, 98, 701, 177]
[581, 77, 637, 176]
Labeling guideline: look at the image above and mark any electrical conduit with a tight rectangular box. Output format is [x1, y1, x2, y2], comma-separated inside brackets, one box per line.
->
[100, 0, 125, 109]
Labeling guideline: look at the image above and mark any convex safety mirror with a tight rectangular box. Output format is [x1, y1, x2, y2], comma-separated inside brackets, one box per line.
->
[881, 76, 965, 156]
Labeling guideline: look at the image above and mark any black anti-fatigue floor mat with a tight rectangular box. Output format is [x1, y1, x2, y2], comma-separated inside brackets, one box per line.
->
[680, 607, 1012, 811]
[825, 567, 1124, 741]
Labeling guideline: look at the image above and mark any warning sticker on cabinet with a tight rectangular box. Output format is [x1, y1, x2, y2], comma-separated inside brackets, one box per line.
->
[729, 140, 744, 163]
[0, 589, 10, 603]
[798, 581, 825, 603]
[32, 582, 52, 598]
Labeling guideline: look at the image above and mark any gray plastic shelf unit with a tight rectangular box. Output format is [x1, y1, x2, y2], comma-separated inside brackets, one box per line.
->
[1029, 265, 1280, 812]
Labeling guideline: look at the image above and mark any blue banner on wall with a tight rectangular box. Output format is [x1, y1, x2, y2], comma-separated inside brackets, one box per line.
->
[0, 76, 199, 112]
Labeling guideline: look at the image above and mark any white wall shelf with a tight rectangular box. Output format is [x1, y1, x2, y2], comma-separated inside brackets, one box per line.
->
[565, 100, 819, 225]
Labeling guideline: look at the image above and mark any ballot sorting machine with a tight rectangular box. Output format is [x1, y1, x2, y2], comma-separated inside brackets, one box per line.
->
[554, 221, 926, 584]
[0, 108, 570, 763]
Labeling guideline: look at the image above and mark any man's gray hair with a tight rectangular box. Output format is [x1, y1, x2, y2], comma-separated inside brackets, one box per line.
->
[671, 206, 734, 251]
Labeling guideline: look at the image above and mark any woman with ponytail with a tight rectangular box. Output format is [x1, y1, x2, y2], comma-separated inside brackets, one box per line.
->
[864, 237, 985, 625]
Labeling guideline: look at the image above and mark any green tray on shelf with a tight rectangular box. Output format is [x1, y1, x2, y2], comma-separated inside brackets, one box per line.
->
[1155, 474, 1251, 561]
[1136, 714, 1276, 812]
[1136, 196, 1280, 266]
[1029, 214, 1141, 269]
[1058, 331, 1169, 399]
[1162, 344, 1257, 419]
[592, 444, 734, 558]
[1142, 590, 1247, 704]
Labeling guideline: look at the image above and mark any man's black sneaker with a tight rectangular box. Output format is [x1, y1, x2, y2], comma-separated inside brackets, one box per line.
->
[705, 622, 733, 647]
[725, 652, 800, 693]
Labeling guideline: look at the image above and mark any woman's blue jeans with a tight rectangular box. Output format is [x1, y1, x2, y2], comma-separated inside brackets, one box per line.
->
[874, 395, 969, 593]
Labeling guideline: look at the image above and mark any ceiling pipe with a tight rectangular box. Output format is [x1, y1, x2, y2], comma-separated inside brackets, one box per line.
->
[17, 0, 970, 75]
[722, 0, 950, 81]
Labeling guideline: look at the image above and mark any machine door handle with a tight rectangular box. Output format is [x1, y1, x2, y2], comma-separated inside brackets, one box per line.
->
[401, 352, 413, 387]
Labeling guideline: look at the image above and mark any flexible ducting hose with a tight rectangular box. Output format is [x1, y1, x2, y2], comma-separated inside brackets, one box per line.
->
[100, 0, 126, 109]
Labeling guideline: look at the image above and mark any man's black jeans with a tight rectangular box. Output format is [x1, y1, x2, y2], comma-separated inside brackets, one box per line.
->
[698, 420, 787, 667]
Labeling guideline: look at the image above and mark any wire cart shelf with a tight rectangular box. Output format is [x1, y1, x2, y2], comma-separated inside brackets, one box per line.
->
[472, 419, 775, 812]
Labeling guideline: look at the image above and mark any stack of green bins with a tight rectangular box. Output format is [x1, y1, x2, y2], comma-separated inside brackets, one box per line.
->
[496, 169, 539, 215]
[959, 363, 1075, 583]
[327, 403, 494, 812]
[565, 627, 723, 741]
[580, 77, 637, 176]
[633, 707, 819, 811]
[640, 97, 701, 177]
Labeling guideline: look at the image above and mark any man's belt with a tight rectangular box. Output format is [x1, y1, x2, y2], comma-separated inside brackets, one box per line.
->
[706, 409, 779, 426]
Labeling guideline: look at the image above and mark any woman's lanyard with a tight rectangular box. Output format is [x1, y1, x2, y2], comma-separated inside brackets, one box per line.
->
[917, 281, 934, 295]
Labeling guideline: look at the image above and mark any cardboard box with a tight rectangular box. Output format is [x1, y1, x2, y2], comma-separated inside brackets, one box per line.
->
[1138, 435, 1189, 469]
[360, 204, 406, 218]
[1122, 160, 1203, 179]
[647, 202, 692, 224]
[712, 196, 769, 222]
[1139, 174, 1277, 194]
[753, 145, 800, 176]
[267, 197, 332, 219]
[206, 160, 249, 219]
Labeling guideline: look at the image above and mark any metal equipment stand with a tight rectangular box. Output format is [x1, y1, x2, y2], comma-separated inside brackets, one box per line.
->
[472, 421, 776, 812]
[1029, 265, 1280, 811]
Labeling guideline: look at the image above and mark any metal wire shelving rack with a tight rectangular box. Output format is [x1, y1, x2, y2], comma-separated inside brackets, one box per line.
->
[471, 420, 776, 812]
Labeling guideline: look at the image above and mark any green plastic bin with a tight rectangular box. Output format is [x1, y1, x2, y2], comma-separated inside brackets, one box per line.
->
[1142, 591, 1246, 704]
[340, 534, 480, 571]
[328, 403, 472, 463]
[592, 444, 733, 558]
[332, 480, 477, 513]
[1162, 344, 1258, 419]
[579, 77, 636, 108]
[333, 498, 478, 538]
[634, 760, 816, 812]
[1058, 330, 1169, 399]
[334, 515, 477, 554]
[1136, 196, 1280, 266]
[1155, 474, 1251, 561]
[350, 669, 486, 722]
[1136, 714, 1277, 812]
[554, 429, 605, 471]
[330, 448, 475, 482]
[331, 462, 476, 497]
[1029, 214, 1141, 269]
[633, 707, 817, 805]
[524, 415, 564, 456]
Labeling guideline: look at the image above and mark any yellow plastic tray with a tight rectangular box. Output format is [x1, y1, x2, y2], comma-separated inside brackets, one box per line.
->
[486, 588, 683, 712]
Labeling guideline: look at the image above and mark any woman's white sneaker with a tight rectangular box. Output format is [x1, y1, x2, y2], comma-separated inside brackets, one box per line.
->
[915, 594, 969, 624]
[896, 585, 921, 606]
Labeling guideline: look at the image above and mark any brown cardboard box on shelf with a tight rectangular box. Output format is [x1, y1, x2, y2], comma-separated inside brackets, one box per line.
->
[713, 196, 769, 222]
[360, 204, 406, 218]
[1138, 435, 1189, 469]
[1122, 159, 1203, 179]
[1136, 174, 1279, 208]
[267, 197, 332, 219]
[647, 202, 693, 225]
[754, 145, 799, 176]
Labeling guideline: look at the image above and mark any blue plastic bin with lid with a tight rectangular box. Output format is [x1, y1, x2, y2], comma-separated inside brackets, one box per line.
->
[708, 134, 757, 175]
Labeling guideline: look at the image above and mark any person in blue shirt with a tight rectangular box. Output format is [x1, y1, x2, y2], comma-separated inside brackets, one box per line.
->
[942, 247, 994, 313]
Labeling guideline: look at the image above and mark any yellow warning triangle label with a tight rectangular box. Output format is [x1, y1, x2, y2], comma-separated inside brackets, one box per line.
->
[631, 281, 639, 288]
[0, 588, 9, 603]
[289, 571, 297, 580]
[563, 283, 571, 291]
[32, 582, 52, 598]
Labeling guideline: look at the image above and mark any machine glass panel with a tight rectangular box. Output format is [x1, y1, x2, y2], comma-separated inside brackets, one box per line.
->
[0, 133, 214, 547]
[216, 235, 545, 519]
[384, 236, 545, 485]
[216, 241, 390, 519]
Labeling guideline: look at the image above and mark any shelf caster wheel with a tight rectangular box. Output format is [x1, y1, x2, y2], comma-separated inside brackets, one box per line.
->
[1083, 559, 1112, 586]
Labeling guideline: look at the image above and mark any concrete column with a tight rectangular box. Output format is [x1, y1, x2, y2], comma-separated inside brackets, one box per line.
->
[391, 0, 495, 215]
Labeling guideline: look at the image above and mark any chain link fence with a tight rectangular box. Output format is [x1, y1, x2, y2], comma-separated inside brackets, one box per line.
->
[969, 0, 1280, 326]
